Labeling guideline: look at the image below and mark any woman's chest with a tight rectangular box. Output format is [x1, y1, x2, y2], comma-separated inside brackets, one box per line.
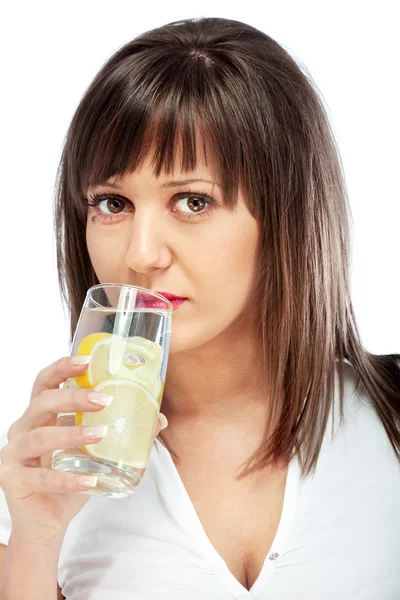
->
[174, 457, 288, 591]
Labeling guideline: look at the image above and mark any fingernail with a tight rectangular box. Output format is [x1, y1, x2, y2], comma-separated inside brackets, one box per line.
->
[83, 425, 109, 439]
[88, 392, 114, 406]
[158, 413, 168, 430]
[78, 475, 98, 488]
[71, 355, 92, 365]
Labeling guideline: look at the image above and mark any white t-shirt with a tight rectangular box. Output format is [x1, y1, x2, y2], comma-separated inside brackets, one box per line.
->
[0, 361, 399, 600]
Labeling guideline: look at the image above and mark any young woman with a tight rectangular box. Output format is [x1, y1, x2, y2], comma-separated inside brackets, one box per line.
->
[0, 16, 399, 600]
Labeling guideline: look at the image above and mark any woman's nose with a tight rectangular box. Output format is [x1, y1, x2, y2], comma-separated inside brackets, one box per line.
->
[124, 212, 170, 273]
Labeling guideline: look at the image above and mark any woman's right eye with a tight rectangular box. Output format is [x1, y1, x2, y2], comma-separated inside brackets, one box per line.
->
[86, 193, 132, 222]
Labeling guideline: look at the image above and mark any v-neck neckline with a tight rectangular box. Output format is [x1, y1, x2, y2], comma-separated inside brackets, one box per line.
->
[154, 437, 300, 599]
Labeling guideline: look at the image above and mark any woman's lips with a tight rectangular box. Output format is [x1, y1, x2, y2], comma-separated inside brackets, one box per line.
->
[140, 291, 188, 310]
[168, 298, 187, 310]
[142, 298, 187, 310]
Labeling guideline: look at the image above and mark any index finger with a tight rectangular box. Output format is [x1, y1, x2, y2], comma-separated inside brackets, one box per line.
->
[30, 356, 91, 402]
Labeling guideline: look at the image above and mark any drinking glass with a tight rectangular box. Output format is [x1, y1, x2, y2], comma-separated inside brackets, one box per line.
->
[52, 284, 172, 498]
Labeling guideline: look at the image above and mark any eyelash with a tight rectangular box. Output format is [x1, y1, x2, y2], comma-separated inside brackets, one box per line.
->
[86, 189, 217, 223]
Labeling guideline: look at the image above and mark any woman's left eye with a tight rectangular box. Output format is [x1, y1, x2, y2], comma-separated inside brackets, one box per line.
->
[86, 190, 217, 223]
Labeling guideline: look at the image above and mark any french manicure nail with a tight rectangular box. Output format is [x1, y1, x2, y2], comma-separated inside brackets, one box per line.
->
[84, 425, 108, 439]
[71, 355, 92, 365]
[78, 475, 98, 488]
[158, 413, 168, 430]
[88, 392, 114, 406]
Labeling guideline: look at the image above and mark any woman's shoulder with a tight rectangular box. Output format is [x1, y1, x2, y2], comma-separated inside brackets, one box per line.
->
[294, 360, 400, 531]
[323, 359, 399, 472]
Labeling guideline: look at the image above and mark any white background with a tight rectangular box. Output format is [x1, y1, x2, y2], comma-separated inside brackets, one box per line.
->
[0, 1, 398, 434]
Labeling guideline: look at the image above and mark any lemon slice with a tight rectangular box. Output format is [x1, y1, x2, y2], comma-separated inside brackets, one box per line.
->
[79, 333, 164, 393]
[72, 332, 114, 389]
[76, 379, 160, 468]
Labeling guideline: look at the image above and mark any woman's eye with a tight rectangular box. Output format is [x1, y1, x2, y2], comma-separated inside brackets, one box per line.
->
[86, 195, 132, 222]
[97, 197, 126, 216]
[86, 191, 217, 222]
[172, 193, 215, 219]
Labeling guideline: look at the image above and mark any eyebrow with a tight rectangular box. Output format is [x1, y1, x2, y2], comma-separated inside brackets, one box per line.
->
[91, 178, 222, 190]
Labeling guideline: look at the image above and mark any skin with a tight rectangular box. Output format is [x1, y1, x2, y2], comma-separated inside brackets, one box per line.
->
[85, 136, 271, 460]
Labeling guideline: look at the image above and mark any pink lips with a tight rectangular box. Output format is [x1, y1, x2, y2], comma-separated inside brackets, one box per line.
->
[168, 298, 187, 310]
[154, 291, 187, 301]
[143, 292, 188, 311]
[142, 299, 186, 310]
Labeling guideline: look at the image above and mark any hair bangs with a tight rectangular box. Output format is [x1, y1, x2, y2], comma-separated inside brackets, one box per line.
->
[73, 67, 242, 211]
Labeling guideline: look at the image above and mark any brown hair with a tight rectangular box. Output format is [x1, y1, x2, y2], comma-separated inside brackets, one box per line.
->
[54, 16, 400, 479]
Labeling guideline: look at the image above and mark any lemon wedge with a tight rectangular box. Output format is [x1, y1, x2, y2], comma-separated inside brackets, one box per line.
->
[72, 332, 114, 389]
[71, 332, 164, 398]
[76, 378, 160, 468]
[88, 334, 163, 390]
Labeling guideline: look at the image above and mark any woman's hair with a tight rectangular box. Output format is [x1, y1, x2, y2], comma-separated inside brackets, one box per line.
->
[54, 16, 400, 479]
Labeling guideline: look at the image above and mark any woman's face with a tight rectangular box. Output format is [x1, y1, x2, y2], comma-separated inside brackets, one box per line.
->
[86, 144, 260, 355]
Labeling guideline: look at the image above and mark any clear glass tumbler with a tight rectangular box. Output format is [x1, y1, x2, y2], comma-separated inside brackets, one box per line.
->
[52, 283, 172, 498]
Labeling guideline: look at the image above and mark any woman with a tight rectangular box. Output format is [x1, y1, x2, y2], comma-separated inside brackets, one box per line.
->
[0, 16, 399, 600]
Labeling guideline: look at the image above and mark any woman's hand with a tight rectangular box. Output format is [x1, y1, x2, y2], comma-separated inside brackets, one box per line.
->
[0, 357, 167, 545]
